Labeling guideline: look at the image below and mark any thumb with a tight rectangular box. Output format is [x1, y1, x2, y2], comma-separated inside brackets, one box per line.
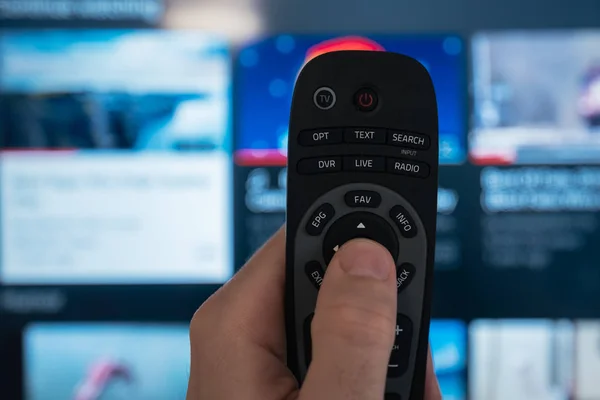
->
[299, 239, 397, 400]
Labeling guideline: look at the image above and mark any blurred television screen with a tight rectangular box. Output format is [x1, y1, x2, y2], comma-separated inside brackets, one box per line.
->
[429, 320, 466, 400]
[23, 323, 189, 400]
[574, 321, 600, 400]
[0, 30, 229, 151]
[235, 35, 465, 165]
[470, 30, 600, 165]
[469, 319, 575, 400]
[0, 30, 233, 284]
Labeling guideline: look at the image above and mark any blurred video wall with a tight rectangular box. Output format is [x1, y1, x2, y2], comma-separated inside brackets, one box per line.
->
[0, 0, 599, 399]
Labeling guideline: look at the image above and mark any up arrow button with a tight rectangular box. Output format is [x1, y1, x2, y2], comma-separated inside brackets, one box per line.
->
[357, 223, 366, 229]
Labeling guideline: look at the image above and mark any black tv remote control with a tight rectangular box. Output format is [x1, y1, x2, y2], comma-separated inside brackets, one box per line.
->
[284, 50, 439, 399]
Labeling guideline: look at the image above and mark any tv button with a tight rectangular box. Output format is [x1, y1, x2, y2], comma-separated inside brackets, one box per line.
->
[314, 87, 336, 110]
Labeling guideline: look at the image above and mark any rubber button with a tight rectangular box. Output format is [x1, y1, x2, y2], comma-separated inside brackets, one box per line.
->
[387, 158, 430, 178]
[396, 263, 416, 293]
[298, 128, 343, 146]
[343, 155, 385, 172]
[313, 87, 336, 110]
[305, 261, 325, 290]
[298, 156, 341, 174]
[388, 314, 413, 377]
[385, 395, 402, 400]
[354, 88, 378, 112]
[305, 203, 335, 236]
[344, 190, 382, 208]
[322, 212, 398, 265]
[388, 130, 430, 150]
[389, 205, 418, 239]
[344, 127, 386, 144]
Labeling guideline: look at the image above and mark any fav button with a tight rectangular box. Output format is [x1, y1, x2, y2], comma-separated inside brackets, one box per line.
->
[343, 155, 385, 172]
[387, 158, 430, 178]
[344, 190, 382, 208]
[396, 263, 416, 293]
[313, 87, 336, 110]
[298, 156, 341, 174]
[389, 205, 418, 238]
[298, 128, 343, 146]
[305, 261, 325, 290]
[305, 203, 335, 236]
[344, 128, 386, 144]
[388, 314, 413, 377]
[388, 130, 430, 150]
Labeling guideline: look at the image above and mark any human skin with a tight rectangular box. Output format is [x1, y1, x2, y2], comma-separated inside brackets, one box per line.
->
[186, 227, 442, 400]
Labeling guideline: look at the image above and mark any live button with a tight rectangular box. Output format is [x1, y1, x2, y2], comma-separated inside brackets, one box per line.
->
[343, 155, 385, 172]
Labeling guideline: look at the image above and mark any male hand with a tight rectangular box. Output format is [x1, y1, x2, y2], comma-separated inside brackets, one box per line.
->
[187, 227, 441, 400]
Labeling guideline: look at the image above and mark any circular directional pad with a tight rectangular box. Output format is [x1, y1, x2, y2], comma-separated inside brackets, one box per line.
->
[322, 212, 399, 266]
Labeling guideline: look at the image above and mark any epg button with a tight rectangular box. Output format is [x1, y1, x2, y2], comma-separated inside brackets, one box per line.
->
[388, 130, 430, 150]
[387, 158, 430, 178]
[306, 203, 335, 236]
[389, 205, 417, 238]
[298, 128, 343, 146]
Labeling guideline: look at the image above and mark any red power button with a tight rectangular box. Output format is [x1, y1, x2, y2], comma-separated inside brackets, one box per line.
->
[354, 88, 378, 112]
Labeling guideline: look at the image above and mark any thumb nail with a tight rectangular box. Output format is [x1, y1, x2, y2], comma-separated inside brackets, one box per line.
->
[337, 239, 394, 281]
